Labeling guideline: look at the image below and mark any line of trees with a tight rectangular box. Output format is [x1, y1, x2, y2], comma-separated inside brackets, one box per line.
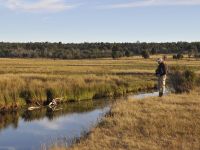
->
[0, 42, 200, 59]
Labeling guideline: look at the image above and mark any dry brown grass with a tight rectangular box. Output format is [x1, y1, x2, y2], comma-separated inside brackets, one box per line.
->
[52, 89, 200, 150]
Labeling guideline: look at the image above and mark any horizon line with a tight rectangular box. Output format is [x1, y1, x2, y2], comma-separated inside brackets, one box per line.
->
[0, 40, 200, 44]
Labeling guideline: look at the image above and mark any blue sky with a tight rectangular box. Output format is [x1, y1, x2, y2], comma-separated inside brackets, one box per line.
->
[0, 0, 200, 43]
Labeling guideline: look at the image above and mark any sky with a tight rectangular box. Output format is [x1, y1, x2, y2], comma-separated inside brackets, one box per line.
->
[0, 0, 200, 43]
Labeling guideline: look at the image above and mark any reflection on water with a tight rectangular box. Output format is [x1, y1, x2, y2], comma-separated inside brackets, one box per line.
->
[0, 99, 111, 150]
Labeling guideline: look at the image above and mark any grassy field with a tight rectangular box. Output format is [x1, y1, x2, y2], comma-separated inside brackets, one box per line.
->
[0, 55, 199, 110]
[52, 88, 200, 150]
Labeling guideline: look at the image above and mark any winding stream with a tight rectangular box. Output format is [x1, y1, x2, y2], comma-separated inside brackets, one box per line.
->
[0, 92, 160, 150]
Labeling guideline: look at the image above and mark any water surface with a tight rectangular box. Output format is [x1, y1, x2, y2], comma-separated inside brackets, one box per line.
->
[0, 100, 111, 150]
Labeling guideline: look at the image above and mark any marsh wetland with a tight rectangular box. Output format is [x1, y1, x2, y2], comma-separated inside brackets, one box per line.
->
[0, 56, 200, 150]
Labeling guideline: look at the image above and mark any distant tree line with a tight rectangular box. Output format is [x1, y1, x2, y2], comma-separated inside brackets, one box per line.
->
[0, 42, 200, 59]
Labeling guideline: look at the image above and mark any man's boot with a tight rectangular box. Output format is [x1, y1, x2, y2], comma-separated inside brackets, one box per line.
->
[159, 92, 163, 97]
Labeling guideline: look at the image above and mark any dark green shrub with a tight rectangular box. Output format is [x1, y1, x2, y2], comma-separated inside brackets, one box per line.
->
[125, 50, 131, 57]
[112, 51, 123, 59]
[173, 53, 184, 60]
[169, 69, 196, 93]
[173, 55, 177, 59]
[141, 50, 150, 59]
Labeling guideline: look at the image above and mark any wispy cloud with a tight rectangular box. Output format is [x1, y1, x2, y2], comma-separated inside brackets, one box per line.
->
[1, 0, 77, 13]
[103, 0, 200, 9]
[1, 0, 200, 12]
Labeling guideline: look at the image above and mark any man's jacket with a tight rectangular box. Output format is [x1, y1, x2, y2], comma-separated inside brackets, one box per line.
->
[156, 63, 167, 76]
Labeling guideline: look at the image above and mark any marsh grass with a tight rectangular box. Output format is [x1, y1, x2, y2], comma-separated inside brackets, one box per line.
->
[0, 56, 200, 110]
[0, 74, 154, 109]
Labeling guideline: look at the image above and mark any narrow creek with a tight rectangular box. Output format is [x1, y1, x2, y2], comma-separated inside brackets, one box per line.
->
[0, 91, 160, 150]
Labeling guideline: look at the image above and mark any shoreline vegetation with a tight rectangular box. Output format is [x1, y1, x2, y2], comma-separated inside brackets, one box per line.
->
[0, 73, 155, 111]
[0, 55, 200, 112]
[52, 88, 200, 150]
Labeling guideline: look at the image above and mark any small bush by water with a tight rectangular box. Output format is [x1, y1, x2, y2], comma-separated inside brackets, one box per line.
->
[169, 67, 198, 93]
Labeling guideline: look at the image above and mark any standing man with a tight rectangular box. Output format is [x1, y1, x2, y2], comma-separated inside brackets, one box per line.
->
[156, 58, 167, 97]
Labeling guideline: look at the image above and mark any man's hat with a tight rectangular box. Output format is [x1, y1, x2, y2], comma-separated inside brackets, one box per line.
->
[157, 58, 163, 63]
